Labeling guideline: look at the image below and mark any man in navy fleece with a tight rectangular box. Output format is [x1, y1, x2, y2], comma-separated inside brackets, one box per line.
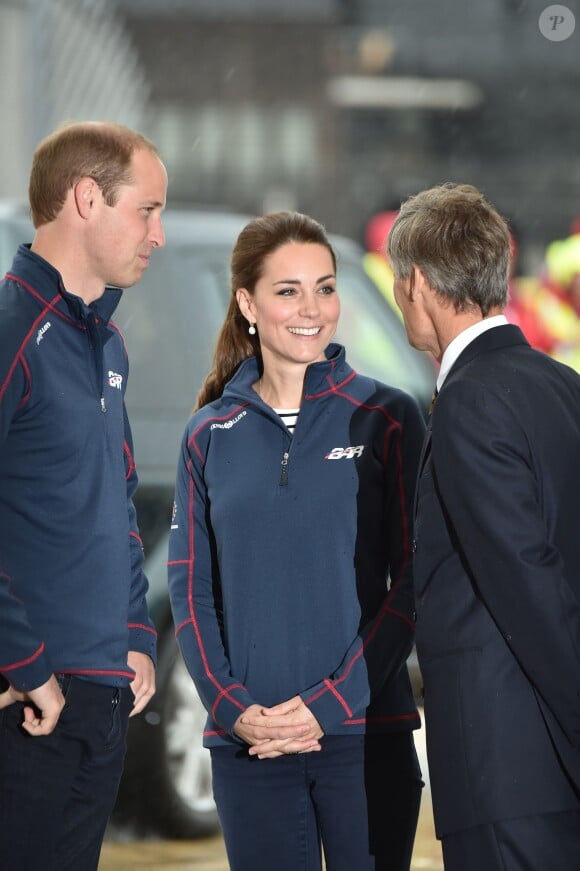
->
[0, 122, 166, 871]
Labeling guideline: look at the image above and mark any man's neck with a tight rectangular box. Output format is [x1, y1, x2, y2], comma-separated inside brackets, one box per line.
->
[31, 233, 105, 305]
[435, 306, 505, 363]
[437, 312, 508, 389]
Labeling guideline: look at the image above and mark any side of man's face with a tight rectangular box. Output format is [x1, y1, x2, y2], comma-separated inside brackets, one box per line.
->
[393, 268, 443, 360]
[94, 148, 168, 289]
[394, 273, 418, 346]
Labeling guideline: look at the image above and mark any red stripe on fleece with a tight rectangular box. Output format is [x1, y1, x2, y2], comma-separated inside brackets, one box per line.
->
[18, 355, 32, 408]
[343, 712, 420, 726]
[0, 642, 45, 671]
[59, 668, 136, 679]
[0, 295, 60, 404]
[124, 440, 136, 480]
[323, 677, 353, 717]
[174, 456, 245, 714]
[304, 368, 357, 400]
[211, 684, 246, 720]
[6, 275, 79, 328]
[127, 622, 157, 636]
[188, 404, 249, 464]
[301, 386, 413, 707]
[108, 320, 128, 356]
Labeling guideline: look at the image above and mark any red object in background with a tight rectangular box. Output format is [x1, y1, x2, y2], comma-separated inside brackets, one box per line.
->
[365, 211, 399, 257]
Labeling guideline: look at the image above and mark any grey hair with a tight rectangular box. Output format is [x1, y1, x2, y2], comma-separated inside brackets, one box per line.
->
[387, 183, 511, 316]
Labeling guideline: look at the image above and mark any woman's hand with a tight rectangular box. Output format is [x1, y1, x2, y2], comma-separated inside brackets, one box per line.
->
[235, 696, 324, 759]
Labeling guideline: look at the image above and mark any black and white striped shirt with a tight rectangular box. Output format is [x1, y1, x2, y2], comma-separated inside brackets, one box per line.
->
[274, 408, 300, 435]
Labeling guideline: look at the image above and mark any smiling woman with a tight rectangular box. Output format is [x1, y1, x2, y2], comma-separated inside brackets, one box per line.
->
[167, 210, 427, 871]
[235, 240, 340, 405]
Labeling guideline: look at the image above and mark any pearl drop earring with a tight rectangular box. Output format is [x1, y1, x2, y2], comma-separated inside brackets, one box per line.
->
[248, 323, 256, 336]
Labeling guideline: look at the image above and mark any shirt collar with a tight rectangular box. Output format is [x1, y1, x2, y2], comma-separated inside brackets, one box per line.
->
[437, 314, 508, 391]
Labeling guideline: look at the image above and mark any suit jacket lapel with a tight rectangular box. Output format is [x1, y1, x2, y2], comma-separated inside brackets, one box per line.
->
[414, 417, 433, 518]
[413, 325, 529, 520]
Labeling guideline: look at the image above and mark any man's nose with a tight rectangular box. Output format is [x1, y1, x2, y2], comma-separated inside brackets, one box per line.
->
[150, 216, 166, 249]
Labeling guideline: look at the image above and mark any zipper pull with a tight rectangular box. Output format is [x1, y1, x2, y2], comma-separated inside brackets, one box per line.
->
[280, 451, 289, 486]
[100, 396, 107, 413]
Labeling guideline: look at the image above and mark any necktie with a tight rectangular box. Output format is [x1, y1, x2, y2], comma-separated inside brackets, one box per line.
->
[429, 387, 438, 416]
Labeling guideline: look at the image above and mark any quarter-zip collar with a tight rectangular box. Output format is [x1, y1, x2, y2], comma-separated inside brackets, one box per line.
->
[222, 343, 353, 407]
[6, 243, 122, 325]
[6, 244, 123, 414]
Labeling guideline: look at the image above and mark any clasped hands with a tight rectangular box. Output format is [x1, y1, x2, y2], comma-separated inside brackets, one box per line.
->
[234, 695, 324, 759]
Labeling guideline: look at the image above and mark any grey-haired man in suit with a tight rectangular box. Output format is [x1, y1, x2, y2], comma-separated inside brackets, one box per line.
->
[388, 182, 580, 871]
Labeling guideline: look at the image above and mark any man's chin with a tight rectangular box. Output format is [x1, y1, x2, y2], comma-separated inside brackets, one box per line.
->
[113, 267, 147, 289]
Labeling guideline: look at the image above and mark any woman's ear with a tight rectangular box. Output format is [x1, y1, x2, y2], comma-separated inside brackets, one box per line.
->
[236, 288, 255, 323]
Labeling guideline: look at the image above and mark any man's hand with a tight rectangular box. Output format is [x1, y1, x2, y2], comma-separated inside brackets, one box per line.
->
[127, 650, 155, 716]
[0, 675, 65, 736]
[236, 696, 324, 759]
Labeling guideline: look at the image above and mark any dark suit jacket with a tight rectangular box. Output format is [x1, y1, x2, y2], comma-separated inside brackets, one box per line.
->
[414, 324, 580, 837]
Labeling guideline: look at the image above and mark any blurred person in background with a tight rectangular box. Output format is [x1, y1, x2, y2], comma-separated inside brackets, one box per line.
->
[363, 209, 402, 318]
[168, 211, 425, 871]
[0, 121, 165, 871]
[388, 182, 580, 871]
[545, 231, 580, 316]
[539, 232, 580, 371]
[502, 230, 556, 355]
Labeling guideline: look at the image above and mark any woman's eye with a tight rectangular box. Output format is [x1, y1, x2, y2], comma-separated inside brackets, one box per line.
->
[319, 284, 336, 295]
[277, 287, 296, 297]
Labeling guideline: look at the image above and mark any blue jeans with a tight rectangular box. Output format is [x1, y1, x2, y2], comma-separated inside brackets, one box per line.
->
[211, 731, 423, 871]
[0, 674, 132, 871]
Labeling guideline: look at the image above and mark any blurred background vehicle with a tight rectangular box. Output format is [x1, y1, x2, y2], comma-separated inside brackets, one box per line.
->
[0, 202, 434, 838]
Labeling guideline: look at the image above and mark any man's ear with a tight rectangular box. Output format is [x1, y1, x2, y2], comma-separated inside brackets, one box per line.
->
[405, 266, 420, 301]
[74, 178, 97, 219]
[411, 266, 431, 297]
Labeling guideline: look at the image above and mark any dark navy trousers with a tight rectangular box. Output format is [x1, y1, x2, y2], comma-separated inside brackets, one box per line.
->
[211, 731, 423, 871]
[441, 809, 580, 871]
[0, 674, 132, 871]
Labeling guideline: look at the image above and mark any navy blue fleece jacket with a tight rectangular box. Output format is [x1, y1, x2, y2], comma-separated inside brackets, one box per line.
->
[0, 245, 156, 692]
[168, 344, 425, 747]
